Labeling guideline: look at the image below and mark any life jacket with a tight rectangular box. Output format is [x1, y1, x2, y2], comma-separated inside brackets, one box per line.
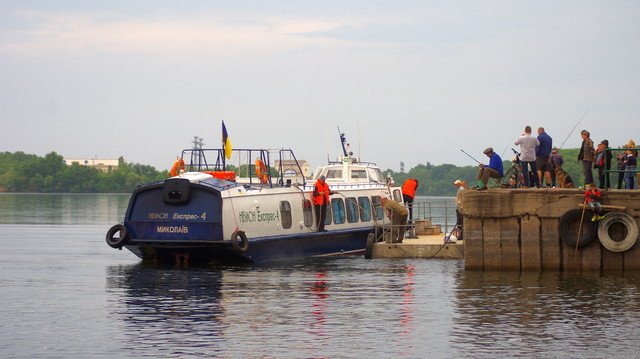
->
[312, 180, 331, 206]
[401, 179, 418, 197]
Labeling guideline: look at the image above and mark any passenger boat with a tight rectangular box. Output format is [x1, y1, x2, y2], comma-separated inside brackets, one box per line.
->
[106, 134, 403, 264]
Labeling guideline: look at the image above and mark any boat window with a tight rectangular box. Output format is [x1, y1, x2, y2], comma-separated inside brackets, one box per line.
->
[324, 202, 333, 226]
[280, 201, 292, 229]
[351, 170, 368, 179]
[358, 196, 372, 222]
[326, 169, 342, 179]
[393, 189, 402, 202]
[331, 198, 346, 224]
[371, 196, 384, 220]
[345, 197, 359, 223]
[302, 199, 313, 227]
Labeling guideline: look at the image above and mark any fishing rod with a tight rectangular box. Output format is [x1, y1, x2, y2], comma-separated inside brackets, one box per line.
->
[558, 110, 589, 150]
[460, 149, 483, 165]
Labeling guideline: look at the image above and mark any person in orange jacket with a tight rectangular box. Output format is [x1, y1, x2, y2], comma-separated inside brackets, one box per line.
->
[583, 183, 604, 221]
[401, 178, 419, 221]
[312, 175, 338, 232]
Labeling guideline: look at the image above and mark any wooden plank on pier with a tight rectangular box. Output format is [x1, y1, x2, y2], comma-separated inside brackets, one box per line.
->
[540, 218, 561, 271]
[483, 218, 502, 271]
[521, 216, 541, 271]
[624, 218, 640, 270]
[464, 218, 484, 270]
[500, 217, 520, 271]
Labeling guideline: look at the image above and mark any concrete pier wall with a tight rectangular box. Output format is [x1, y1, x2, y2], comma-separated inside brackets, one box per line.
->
[459, 189, 640, 271]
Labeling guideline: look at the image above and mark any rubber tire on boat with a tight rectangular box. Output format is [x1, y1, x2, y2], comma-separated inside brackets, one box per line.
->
[597, 211, 639, 253]
[364, 233, 376, 259]
[558, 208, 597, 248]
[106, 224, 130, 249]
[230, 230, 249, 252]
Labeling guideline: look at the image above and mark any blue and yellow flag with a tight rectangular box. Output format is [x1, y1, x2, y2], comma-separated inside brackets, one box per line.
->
[222, 121, 232, 159]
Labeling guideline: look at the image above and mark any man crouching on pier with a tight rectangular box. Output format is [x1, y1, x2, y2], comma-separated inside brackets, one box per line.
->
[476, 147, 504, 190]
[382, 198, 408, 243]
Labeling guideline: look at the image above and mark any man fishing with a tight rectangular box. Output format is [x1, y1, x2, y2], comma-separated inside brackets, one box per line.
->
[475, 147, 503, 190]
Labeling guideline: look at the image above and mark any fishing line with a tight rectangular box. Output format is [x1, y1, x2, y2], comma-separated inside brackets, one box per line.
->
[559, 110, 589, 150]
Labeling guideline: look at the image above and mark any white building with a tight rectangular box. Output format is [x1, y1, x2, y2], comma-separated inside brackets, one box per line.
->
[64, 157, 120, 172]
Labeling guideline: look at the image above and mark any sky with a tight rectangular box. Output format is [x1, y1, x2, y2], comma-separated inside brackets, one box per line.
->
[1, 1, 639, 172]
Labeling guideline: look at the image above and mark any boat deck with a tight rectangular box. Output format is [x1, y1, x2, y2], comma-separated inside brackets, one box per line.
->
[370, 233, 464, 259]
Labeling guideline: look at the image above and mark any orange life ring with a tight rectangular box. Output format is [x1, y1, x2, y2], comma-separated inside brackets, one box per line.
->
[254, 159, 268, 184]
[169, 158, 185, 177]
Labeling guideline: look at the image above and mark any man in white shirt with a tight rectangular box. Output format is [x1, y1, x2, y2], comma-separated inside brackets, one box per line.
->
[515, 126, 540, 188]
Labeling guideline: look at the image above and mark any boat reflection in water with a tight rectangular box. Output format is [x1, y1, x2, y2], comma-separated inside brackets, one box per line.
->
[104, 260, 423, 358]
[106, 264, 226, 356]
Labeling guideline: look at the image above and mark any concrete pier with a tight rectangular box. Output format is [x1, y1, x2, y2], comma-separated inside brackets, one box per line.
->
[371, 234, 464, 259]
[459, 188, 640, 271]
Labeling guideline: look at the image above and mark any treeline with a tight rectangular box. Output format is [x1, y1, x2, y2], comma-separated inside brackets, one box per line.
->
[0, 149, 588, 195]
[387, 148, 585, 196]
[0, 151, 167, 193]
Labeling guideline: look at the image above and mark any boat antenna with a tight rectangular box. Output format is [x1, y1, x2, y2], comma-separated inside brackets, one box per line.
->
[558, 110, 589, 150]
[357, 121, 362, 160]
[337, 126, 348, 157]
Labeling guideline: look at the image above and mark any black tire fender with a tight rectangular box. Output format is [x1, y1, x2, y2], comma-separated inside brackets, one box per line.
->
[230, 230, 249, 252]
[558, 208, 597, 248]
[364, 233, 376, 259]
[598, 211, 639, 252]
[106, 224, 130, 249]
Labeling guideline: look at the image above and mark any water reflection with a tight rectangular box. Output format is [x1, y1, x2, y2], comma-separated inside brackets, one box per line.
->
[452, 270, 640, 358]
[0, 193, 129, 225]
[106, 264, 226, 357]
[104, 260, 427, 358]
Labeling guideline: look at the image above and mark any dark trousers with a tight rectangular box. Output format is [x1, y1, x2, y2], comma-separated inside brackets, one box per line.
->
[521, 161, 539, 188]
[550, 168, 557, 187]
[402, 194, 414, 221]
[597, 167, 611, 189]
[618, 170, 625, 189]
[582, 161, 594, 186]
[315, 204, 327, 231]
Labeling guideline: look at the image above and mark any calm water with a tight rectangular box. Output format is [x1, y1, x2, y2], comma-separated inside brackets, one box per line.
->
[1, 193, 640, 358]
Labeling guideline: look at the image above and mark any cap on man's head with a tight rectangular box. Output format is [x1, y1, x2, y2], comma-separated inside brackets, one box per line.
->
[453, 179, 462, 185]
[319, 175, 326, 180]
[483, 147, 493, 155]
[601, 140, 609, 146]
[580, 130, 590, 137]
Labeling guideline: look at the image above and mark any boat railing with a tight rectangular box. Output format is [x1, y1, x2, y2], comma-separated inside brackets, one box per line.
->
[179, 148, 306, 187]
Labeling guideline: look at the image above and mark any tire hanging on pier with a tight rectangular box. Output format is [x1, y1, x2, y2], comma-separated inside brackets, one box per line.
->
[230, 230, 249, 252]
[106, 224, 130, 249]
[597, 211, 638, 253]
[558, 208, 597, 248]
[364, 233, 376, 259]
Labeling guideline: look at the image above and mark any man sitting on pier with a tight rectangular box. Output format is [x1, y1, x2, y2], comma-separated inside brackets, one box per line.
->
[476, 147, 504, 190]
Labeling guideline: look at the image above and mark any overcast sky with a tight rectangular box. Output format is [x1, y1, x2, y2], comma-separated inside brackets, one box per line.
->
[1, 1, 639, 172]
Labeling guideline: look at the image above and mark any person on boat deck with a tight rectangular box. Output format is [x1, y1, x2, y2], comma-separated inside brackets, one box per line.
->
[583, 184, 604, 222]
[312, 175, 338, 232]
[401, 178, 419, 221]
[381, 198, 408, 243]
[475, 147, 503, 190]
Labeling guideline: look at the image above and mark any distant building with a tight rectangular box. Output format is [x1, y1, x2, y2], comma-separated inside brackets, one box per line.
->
[64, 157, 120, 172]
[274, 159, 311, 179]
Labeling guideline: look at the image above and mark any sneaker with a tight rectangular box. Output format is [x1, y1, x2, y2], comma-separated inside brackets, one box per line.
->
[476, 186, 488, 191]
[597, 215, 605, 220]
[591, 215, 597, 222]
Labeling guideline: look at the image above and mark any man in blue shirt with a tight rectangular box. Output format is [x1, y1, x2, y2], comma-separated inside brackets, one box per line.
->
[536, 127, 553, 187]
[476, 147, 503, 190]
